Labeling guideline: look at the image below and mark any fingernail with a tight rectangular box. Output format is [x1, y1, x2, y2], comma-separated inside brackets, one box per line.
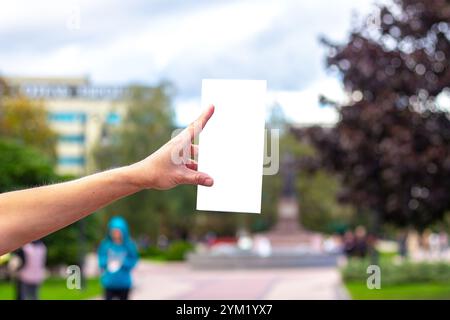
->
[204, 178, 213, 186]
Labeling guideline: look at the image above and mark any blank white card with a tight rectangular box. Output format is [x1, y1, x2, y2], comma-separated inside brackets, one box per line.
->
[196, 79, 266, 213]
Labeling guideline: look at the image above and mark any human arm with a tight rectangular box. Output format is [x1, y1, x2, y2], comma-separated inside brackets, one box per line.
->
[0, 106, 215, 255]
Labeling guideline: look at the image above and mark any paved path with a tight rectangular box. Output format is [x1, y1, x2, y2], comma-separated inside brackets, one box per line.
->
[128, 261, 348, 300]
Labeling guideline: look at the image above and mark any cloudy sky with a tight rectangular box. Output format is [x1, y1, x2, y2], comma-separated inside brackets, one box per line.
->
[0, 0, 377, 125]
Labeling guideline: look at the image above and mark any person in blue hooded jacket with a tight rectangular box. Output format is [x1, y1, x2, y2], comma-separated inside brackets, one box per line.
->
[98, 216, 139, 300]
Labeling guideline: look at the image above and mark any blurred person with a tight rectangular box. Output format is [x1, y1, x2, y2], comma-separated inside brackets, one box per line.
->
[157, 234, 169, 250]
[407, 230, 420, 260]
[0, 106, 215, 255]
[323, 234, 343, 254]
[237, 230, 253, 251]
[137, 235, 150, 250]
[204, 232, 217, 247]
[439, 231, 448, 255]
[10, 240, 47, 300]
[353, 226, 368, 258]
[253, 235, 272, 257]
[98, 216, 138, 300]
[421, 229, 431, 254]
[343, 230, 355, 257]
[429, 232, 441, 259]
[366, 232, 378, 261]
[397, 230, 408, 260]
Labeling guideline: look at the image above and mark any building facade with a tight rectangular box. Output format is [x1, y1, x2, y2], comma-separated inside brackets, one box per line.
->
[5, 76, 126, 176]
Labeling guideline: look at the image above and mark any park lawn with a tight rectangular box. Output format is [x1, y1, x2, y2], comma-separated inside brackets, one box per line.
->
[0, 277, 101, 300]
[345, 281, 450, 300]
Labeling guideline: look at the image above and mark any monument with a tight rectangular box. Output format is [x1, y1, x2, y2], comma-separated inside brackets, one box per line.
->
[262, 153, 323, 250]
[187, 153, 339, 269]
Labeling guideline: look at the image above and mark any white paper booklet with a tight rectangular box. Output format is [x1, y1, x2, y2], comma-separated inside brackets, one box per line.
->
[196, 79, 266, 213]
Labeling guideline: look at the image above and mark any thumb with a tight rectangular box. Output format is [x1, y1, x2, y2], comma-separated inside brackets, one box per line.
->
[181, 169, 214, 186]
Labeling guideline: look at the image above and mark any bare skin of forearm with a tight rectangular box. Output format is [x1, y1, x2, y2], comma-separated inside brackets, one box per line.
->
[0, 166, 141, 254]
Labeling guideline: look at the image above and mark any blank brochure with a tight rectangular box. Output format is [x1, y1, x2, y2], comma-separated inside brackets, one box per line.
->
[196, 79, 266, 213]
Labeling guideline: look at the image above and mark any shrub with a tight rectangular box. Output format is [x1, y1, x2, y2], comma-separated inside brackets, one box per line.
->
[164, 241, 194, 261]
[140, 241, 194, 261]
[140, 246, 164, 259]
[342, 259, 450, 285]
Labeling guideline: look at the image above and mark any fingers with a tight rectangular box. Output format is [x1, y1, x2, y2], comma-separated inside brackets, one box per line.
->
[181, 168, 214, 186]
[176, 105, 214, 146]
[186, 104, 215, 141]
[198, 104, 215, 130]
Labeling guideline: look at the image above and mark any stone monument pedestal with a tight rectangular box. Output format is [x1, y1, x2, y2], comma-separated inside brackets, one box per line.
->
[261, 196, 323, 250]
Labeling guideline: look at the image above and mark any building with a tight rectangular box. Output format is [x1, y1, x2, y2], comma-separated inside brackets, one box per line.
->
[5, 76, 127, 176]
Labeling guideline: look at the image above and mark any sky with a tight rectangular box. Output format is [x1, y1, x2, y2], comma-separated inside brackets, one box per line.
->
[0, 0, 377, 125]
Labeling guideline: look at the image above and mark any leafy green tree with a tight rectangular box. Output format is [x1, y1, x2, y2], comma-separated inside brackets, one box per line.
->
[0, 76, 56, 167]
[0, 96, 57, 160]
[0, 139, 56, 192]
[0, 78, 9, 97]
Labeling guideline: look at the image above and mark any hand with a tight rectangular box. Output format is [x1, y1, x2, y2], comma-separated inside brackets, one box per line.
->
[126, 105, 215, 190]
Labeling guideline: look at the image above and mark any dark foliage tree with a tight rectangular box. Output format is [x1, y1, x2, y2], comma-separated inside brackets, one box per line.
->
[295, 0, 450, 229]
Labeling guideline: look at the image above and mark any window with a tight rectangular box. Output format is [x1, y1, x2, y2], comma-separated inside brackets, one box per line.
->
[49, 112, 86, 123]
[106, 112, 121, 125]
[58, 134, 85, 143]
[58, 156, 85, 166]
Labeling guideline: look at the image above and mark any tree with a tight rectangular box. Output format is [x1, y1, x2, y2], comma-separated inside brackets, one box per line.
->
[296, 0, 450, 229]
[0, 78, 9, 97]
[0, 79, 57, 159]
[0, 139, 56, 193]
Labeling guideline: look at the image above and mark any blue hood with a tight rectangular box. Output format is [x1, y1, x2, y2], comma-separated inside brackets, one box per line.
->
[107, 216, 130, 241]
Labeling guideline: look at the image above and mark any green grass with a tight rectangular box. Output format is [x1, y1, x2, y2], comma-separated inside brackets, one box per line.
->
[0, 277, 102, 300]
[346, 281, 450, 300]
[378, 251, 397, 262]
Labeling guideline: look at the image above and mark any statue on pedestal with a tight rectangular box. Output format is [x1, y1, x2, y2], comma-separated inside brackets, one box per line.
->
[261, 151, 324, 249]
[281, 153, 296, 198]
[276, 152, 301, 227]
